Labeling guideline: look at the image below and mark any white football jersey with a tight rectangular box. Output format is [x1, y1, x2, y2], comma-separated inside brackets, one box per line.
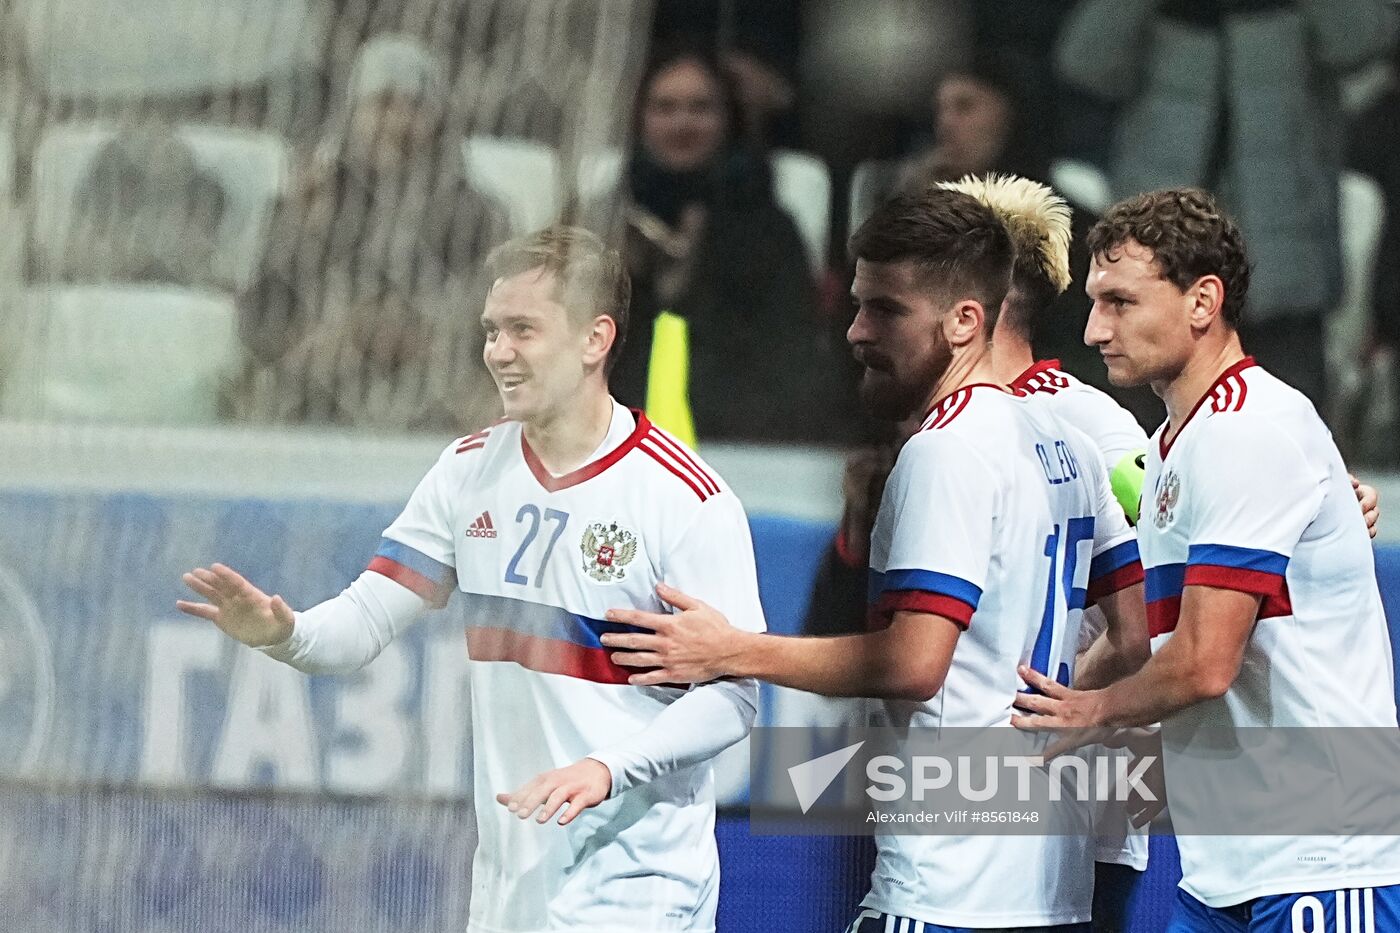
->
[1013, 359, 1152, 870]
[1011, 359, 1149, 473]
[1140, 358, 1400, 907]
[862, 383, 1143, 928]
[373, 401, 765, 933]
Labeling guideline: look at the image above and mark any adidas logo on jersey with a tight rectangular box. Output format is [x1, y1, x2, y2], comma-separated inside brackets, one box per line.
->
[465, 512, 497, 539]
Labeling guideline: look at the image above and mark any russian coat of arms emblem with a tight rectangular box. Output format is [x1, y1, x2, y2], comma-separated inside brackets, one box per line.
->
[580, 521, 638, 583]
[1153, 470, 1181, 530]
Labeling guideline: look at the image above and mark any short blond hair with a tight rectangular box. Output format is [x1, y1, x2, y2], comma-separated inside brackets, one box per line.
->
[486, 225, 631, 373]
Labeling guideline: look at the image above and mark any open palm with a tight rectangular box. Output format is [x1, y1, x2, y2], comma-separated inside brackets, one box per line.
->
[177, 563, 295, 647]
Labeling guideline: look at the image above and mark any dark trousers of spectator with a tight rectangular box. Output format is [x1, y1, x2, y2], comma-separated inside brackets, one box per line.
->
[1241, 312, 1326, 413]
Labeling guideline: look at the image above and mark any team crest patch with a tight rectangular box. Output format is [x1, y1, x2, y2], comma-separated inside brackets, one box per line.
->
[1153, 470, 1181, 530]
[580, 521, 638, 583]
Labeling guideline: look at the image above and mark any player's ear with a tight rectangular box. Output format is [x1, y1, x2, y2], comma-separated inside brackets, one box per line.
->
[1188, 274, 1226, 330]
[945, 298, 986, 347]
[583, 314, 616, 368]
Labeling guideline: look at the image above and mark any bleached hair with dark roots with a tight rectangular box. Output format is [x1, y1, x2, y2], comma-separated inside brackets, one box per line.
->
[939, 173, 1072, 296]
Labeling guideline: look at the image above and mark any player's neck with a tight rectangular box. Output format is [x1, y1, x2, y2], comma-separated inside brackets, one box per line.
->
[522, 387, 616, 476]
[922, 343, 1001, 414]
[1158, 334, 1247, 443]
[989, 331, 1035, 385]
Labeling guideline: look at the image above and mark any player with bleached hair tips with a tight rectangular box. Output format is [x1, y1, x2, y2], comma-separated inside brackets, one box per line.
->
[940, 172, 1154, 930]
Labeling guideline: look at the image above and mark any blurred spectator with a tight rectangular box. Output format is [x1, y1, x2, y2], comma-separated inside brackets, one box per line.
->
[1057, 0, 1399, 410]
[894, 52, 1053, 192]
[266, 272, 476, 430]
[863, 52, 1162, 429]
[231, 33, 511, 434]
[584, 41, 850, 445]
[61, 123, 227, 287]
[652, 0, 802, 146]
[722, 51, 798, 150]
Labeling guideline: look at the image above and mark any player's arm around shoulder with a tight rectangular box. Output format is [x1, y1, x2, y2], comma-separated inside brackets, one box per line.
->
[601, 430, 988, 701]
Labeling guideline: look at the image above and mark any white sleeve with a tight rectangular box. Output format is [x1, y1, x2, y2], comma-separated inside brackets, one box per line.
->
[257, 442, 463, 674]
[587, 490, 765, 796]
[257, 569, 429, 674]
[369, 443, 462, 607]
[1055, 387, 1150, 467]
[1180, 416, 1324, 599]
[870, 432, 997, 629]
[587, 679, 758, 797]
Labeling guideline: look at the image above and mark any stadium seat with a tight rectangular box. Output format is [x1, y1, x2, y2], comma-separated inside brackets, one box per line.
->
[771, 150, 831, 273]
[1049, 158, 1113, 215]
[30, 122, 290, 287]
[461, 136, 561, 235]
[0, 132, 19, 286]
[1328, 171, 1388, 430]
[15, 0, 324, 98]
[848, 158, 900, 236]
[573, 147, 832, 275]
[574, 147, 625, 205]
[0, 285, 240, 424]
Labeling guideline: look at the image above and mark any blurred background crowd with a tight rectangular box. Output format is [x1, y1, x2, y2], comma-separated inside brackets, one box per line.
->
[1, 0, 1398, 464]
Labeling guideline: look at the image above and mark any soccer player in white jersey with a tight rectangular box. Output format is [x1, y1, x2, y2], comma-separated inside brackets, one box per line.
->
[941, 175, 1152, 525]
[942, 173, 1153, 931]
[605, 187, 1150, 932]
[1011, 188, 1400, 931]
[176, 226, 766, 933]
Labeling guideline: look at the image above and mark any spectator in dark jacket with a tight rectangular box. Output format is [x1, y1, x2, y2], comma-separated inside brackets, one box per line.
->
[63, 123, 227, 288]
[871, 51, 1160, 428]
[586, 41, 851, 445]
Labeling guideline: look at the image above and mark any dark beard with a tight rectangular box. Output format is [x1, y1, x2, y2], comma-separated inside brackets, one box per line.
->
[855, 337, 954, 421]
[858, 368, 926, 420]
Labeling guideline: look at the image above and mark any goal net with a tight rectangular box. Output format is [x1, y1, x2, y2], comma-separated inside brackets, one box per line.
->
[0, 1, 652, 929]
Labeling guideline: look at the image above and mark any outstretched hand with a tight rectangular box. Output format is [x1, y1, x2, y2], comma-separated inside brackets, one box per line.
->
[177, 563, 296, 647]
[602, 583, 744, 686]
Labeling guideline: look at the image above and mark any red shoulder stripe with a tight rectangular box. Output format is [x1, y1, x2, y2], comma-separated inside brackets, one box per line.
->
[456, 427, 493, 453]
[645, 429, 720, 495]
[926, 388, 971, 430]
[639, 438, 711, 501]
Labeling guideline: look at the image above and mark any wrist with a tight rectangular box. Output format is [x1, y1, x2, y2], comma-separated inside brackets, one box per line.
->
[1089, 685, 1126, 729]
[721, 629, 764, 679]
[583, 754, 619, 798]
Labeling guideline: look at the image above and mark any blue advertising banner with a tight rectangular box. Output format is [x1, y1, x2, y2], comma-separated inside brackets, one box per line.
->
[0, 489, 835, 800]
[3, 481, 1397, 933]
